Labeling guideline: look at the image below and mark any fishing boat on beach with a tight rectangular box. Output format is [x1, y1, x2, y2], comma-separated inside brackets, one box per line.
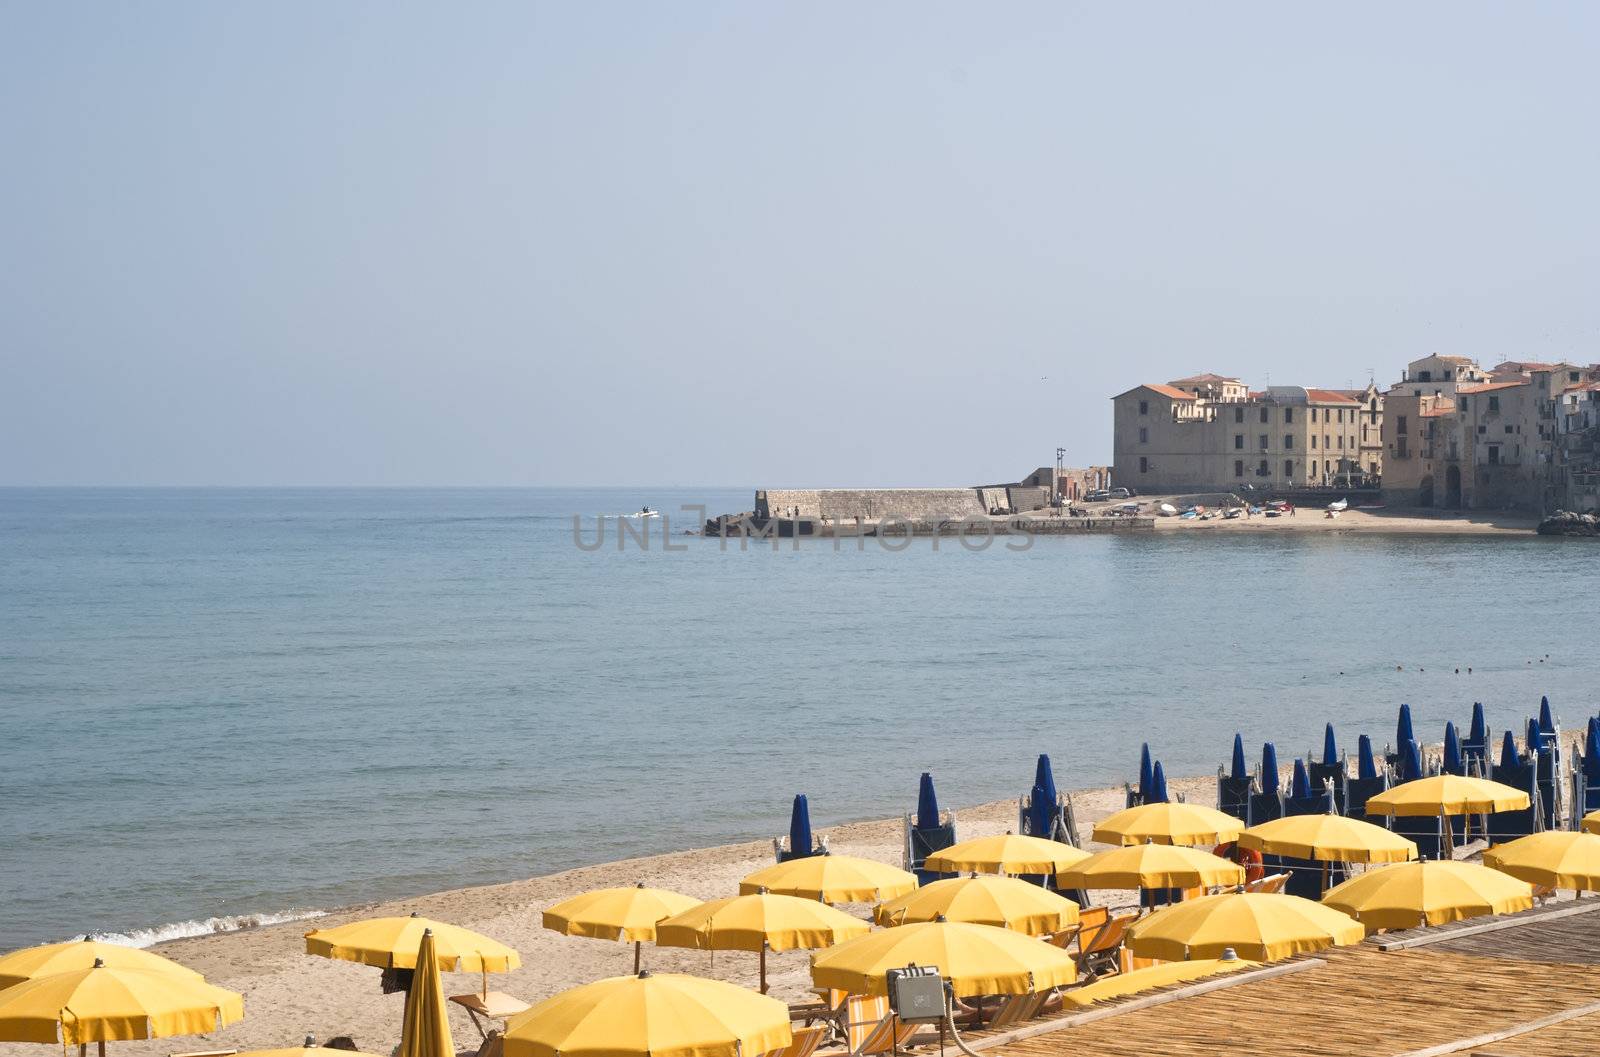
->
[1327, 498, 1348, 512]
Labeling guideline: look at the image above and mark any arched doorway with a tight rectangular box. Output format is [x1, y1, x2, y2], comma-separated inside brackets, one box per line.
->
[1418, 474, 1434, 507]
[1445, 465, 1462, 508]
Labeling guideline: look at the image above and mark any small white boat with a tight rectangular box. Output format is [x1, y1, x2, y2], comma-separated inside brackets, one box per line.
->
[1327, 498, 1349, 512]
[1157, 503, 1178, 517]
[1223, 507, 1242, 520]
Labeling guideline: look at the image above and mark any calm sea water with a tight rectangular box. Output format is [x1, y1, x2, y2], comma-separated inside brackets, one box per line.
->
[2, 487, 1596, 949]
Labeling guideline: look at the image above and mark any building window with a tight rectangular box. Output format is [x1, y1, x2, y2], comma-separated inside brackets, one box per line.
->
[1234, 460, 1244, 478]
[1139, 427, 1149, 444]
[1139, 456, 1148, 473]
[1311, 460, 1319, 475]
[1370, 398, 1378, 412]
[1285, 435, 1294, 449]
[1488, 395, 1501, 412]
[1570, 371, 1580, 383]
[1259, 407, 1268, 423]
[1311, 435, 1318, 449]
[1338, 435, 1345, 449]
[1397, 415, 1408, 435]
[1478, 425, 1487, 434]
[1504, 425, 1513, 435]
[1234, 434, 1244, 450]
[1259, 434, 1268, 450]
[1284, 459, 1295, 477]
[1418, 370, 1432, 382]
[1362, 425, 1368, 441]
[1232, 407, 1243, 423]
[1285, 408, 1294, 424]
[1258, 459, 1269, 476]
[1487, 445, 1500, 465]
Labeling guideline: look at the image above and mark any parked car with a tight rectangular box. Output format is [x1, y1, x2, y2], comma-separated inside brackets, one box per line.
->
[1084, 489, 1112, 503]
[1108, 487, 1134, 499]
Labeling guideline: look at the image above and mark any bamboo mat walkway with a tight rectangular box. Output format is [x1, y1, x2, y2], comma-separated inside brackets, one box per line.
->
[1467, 1010, 1600, 1056]
[985, 946, 1600, 1057]
[1418, 906, 1600, 965]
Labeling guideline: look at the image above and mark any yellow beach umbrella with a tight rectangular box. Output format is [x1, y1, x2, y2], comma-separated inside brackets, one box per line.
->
[1091, 803, 1244, 847]
[1060, 956, 1256, 1009]
[503, 971, 791, 1057]
[1322, 860, 1533, 930]
[1364, 776, 1530, 817]
[655, 893, 868, 993]
[1126, 893, 1362, 961]
[1583, 810, 1600, 835]
[740, 854, 917, 903]
[1058, 844, 1244, 891]
[873, 876, 1079, 935]
[1486, 831, 1600, 892]
[398, 930, 451, 1057]
[305, 913, 520, 972]
[0, 940, 204, 990]
[923, 833, 1090, 876]
[1238, 814, 1418, 864]
[0, 960, 243, 1048]
[543, 884, 701, 972]
[810, 920, 1077, 998]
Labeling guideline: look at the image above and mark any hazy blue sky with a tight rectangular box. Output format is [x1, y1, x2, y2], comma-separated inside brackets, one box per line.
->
[4, 3, 1598, 486]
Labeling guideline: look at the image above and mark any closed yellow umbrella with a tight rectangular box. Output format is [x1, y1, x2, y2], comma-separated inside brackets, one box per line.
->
[543, 884, 701, 973]
[1091, 803, 1244, 847]
[740, 855, 917, 903]
[873, 876, 1079, 935]
[1364, 776, 1530, 817]
[0, 940, 204, 990]
[1238, 815, 1418, 864]
[0, 960, 243, 1048]
[1322, 861, 1533, 930]
[1060, 956, 1256, 1008]
[810, 920, 1077, 998]
[1058, 844, 1244, 890]
[655, 893, 868, 993]
[1485, 831, 1600, 892]
[305, 913, 520, 972]
[398, 930, 452, 1057]
[1126, 893, 1362, 961]
[503, 971, 791, 1057]
[234, 1046, 385, 1057]
[1583, 810, 1600, 835]
[923, 833, 1090, 876]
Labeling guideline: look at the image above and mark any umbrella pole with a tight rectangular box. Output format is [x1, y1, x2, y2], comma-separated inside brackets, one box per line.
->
[759, 945, 768, 994]
[634, 941, 642, 974]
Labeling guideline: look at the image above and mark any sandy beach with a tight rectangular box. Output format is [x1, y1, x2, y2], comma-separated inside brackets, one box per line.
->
[1149, 506, 1540, 536]
[0, 775, 1215, 1057]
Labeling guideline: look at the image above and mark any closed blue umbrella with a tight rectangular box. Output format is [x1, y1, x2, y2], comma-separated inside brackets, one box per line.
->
[1230, 734, 1248, 782]
[1137, 744, 1153, 801]
[1527, 717, 1543, 755]
[789, 794, 814, 858]
[1400, 739, 1423, 782]
[1469, 702, 1487, 745]
[1539, 696, 1555, 735]
[1261, 743, 1280, 794]
[1357, 735, 1378, 781]
[916, 773, 940, 830]
[1291, 759, 1311, 800]
[1149, 761, 1170, 804]
[1587, 719, 1600, 782]
[1397, 704, 1415, 750]
[1443, 722, 1464, 776]
[1030, 755, 1058, 837]
[1500, 731, 1522, 769]
[1321, 724, 1338, 767]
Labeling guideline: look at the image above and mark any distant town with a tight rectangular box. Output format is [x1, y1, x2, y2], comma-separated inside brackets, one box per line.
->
[1115, 354, 1600, 513]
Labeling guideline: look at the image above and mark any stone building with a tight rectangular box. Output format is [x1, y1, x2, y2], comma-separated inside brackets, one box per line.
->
[1332, 382, 1385, 484]
[1111, 377, 1365, 493]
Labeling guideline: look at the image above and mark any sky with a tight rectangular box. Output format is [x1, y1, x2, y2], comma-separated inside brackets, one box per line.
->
[3, 2, 1598, 487]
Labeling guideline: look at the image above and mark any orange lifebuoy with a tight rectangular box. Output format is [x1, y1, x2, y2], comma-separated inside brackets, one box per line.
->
[1213, 841, 1265, 883]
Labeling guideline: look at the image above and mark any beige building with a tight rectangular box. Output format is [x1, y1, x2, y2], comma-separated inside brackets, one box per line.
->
[1381, 355, 1594, 510]
[1112, 377, 1365, 493]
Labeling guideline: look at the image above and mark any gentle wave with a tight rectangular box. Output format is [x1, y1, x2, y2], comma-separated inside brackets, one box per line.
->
[84, 909, 328, 948]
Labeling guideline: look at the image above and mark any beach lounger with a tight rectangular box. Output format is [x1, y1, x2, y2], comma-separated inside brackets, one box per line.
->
[1243, 872, 1289, 894]
[819, 998, 920, 1057]
[472, 1033, 504, 1057]
[765, 1026, 827, 1057]
[1063, 906, 1108, 952]
[1076, 911, 1138, 980]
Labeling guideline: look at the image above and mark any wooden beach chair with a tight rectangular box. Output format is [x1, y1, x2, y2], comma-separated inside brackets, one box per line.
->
[1061, 906, 1108, 952]
[1076, 911, 1139, 980]
[763, 1025, 827, 1057]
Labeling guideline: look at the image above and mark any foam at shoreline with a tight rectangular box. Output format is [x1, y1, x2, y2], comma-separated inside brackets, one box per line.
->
[84, 908, 328, 949]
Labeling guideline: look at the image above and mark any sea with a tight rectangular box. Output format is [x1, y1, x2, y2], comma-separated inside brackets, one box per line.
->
[2, 487, 1596, 951]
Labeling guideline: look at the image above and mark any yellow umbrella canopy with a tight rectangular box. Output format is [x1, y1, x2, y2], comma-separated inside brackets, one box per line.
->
[543, 884, 702, 973]
[398, 930, 452, 1057]
[1322, 860, 1534, 930]
[1583, 810, 1600, 836]
[1058, 844, 1245, 890]
[234, 1048, 385, 1057]
[1238, 814, 1418, 864]
[0, 960, 244, 1046]
[811, 920, 1077, 999]
[503, 971, 791, 1057]
[1091, 803, 1244, 847]
[305, 913, 520, 972]
[1484, 831, 1600, 892]
[1061, 956, 1256, 1009]
[1364, 776, 1530, 818]
[655, 893, 869, 994]
[0, 939, 204, 990]
[739, 855, 917, 903]
[1126, 893, 1362, 962]
[872, 876, 1079, 936]
[922, 833, 1090, 876]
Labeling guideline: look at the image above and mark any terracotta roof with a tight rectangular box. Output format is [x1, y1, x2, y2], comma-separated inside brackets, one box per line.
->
[1168, 373, 1243, 386]
[1248, 390, 1265, 400]
[1420, 407, 1454, 418]
[1117, 383, 1196, 401]
[1458, 380, 1529, 394]
[1304, 388, 1360, 405]
[1493, 360, 1564, 373]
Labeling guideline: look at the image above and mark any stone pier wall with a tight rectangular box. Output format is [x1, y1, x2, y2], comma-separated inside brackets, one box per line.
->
[757, 488, 985, 521]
